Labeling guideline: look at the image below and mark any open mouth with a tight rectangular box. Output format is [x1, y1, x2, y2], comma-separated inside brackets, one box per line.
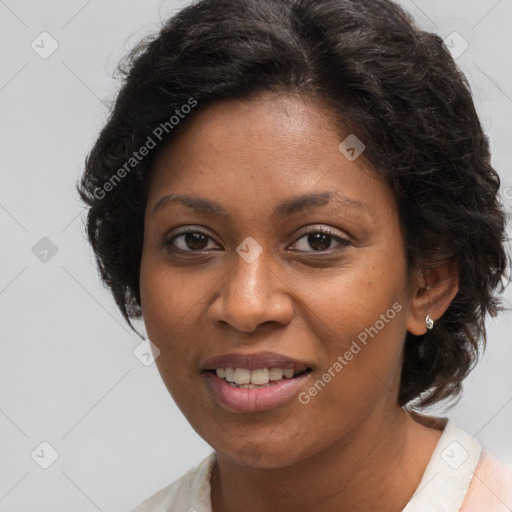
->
[207, 367, 312, 388]
[201, 351, 314, 411]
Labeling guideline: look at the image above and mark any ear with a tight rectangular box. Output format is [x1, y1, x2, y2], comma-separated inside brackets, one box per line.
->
[406, 260, 459, 335]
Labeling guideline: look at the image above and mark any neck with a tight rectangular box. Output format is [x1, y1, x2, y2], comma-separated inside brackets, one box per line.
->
[210, 407, 443, 512]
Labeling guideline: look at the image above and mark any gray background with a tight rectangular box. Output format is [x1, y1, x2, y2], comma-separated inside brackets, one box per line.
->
[1, 1, 511, 511]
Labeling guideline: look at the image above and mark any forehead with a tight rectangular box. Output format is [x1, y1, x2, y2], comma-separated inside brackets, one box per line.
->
[147, 93, 395, 221]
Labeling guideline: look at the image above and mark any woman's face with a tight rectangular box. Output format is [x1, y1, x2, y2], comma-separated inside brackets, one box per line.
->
[140, 93, 420, 468]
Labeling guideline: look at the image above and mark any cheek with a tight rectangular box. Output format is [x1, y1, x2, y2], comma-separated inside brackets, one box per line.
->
[139, 253, 224, 388]
[140, 251, 205, 336]
[294, 253, 409, 403]
[310, 281, 407, 388]
[140, 253, 187, 374]
[139, 262, 201, 408]
[295, 247, 407, 339]
[292, 310, 407, 453]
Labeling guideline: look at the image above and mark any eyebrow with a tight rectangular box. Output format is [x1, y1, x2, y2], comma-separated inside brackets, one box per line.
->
[152, 191, 369, 218]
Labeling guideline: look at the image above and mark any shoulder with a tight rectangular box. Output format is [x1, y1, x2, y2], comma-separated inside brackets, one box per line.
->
[129, 452, 216, 512]
[461, 450, 512, 511]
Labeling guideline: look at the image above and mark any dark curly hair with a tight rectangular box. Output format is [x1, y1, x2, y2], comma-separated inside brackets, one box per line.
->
[78, 0, 509, 409]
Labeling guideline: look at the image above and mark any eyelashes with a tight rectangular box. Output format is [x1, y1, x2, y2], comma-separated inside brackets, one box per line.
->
[289, 229, 350, 252]
[162, 225, 351, 255]
[165, 228, 218, 252]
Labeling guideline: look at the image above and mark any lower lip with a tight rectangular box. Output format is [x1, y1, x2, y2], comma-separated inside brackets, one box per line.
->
[204, 371, 311, 412]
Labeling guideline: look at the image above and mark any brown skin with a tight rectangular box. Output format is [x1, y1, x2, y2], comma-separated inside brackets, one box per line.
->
[139, 92, 459, 512]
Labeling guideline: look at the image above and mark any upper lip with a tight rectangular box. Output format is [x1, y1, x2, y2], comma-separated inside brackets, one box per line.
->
[201, 351, 312, 373]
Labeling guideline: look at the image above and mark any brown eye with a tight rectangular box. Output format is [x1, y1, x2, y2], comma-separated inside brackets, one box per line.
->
[307, 232, 332, 251]
[182, 232, 209, 250]
[164, 229, 219, 252]
[290, 228, 350, 253]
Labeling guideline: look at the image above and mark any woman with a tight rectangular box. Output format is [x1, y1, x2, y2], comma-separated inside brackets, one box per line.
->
[78, 0, 512, 510]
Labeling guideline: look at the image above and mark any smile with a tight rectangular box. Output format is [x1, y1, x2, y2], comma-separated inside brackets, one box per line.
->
[201, 351, 313, 412]
[214, 367, 309, 387]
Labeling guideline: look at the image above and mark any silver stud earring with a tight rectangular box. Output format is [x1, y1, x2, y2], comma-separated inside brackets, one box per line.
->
[425, 314, 434, 330]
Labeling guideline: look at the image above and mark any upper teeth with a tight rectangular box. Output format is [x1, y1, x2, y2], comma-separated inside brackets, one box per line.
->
[216, 367, 296, 385]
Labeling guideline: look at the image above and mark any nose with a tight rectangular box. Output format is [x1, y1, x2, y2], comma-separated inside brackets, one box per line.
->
[207, 246, 294, 333]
